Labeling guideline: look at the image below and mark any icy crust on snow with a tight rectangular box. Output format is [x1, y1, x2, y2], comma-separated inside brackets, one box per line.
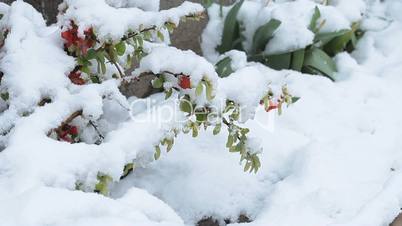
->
[202, 0, 360, 62]
[59, 0, 203, 41]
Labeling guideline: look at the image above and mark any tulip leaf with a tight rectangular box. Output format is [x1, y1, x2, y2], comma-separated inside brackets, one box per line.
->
[309, 6, 321, 32]
[215, 56, 233, 78]
[265, 52, 292, 70]
[303, 47, 336, 81]
[290, 49, 305, 71]
[315, 29, 350, 46]
[217, 0, 244, 53]
[251, 19, 281, 54]
[323, 30, 353, 56]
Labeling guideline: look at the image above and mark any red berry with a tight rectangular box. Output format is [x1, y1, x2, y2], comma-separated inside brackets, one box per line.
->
[61, 23, 79, 48]
[60, 136, 73, 143]
[178, 75, 191, 89]
[68, 71, 85, 85]
[61, 30, 75, 48]
[69, 126, 79, 136]
[266, 101, 278, 112]
[59, 130, 68, 139]
[61, 22, 94, 55]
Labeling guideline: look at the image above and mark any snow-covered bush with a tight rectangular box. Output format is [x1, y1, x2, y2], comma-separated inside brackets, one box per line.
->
[0, 0, 296, 206]
[202, 0, 365, 80]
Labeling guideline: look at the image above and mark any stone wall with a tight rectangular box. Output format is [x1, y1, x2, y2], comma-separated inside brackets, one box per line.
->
[1, 0, 61, 23]
[0, 0, 235, 54]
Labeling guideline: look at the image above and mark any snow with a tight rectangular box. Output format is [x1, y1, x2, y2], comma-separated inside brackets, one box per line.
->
[0, 187, 184, 226]
[134, 46, 218, 86]
[202, 0, 358, 60]
[59, 0, 203, 41]
[1, 0, 402, 226]
[105, 0, 160, 11]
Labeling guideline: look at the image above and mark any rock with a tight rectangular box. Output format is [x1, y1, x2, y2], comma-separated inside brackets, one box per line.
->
[197, 217, 219, 226]
[160, 0, 235, 55]
[119, 73, 162, 98]
[197, 214, 252, 226]
[238, 214, 251, 223]
[391, 212, 402, 226]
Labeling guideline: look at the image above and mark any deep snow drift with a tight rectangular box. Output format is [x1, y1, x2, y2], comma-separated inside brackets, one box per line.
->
[1, 0, 402, 226]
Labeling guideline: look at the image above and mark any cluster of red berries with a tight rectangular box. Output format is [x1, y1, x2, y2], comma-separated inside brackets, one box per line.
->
[179, 75, 191, 89]
[58, 125, 79, 143]
[68, 70, 85, 85]
[61, 22, 95, 55]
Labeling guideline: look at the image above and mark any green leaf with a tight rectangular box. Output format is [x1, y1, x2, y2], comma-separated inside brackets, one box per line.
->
[265, 52, 292, 70]
[350, 32, 357, 48]
[165, 88, 173, 99]
[180, 98, 193, 114]
[215, 57, 233, 78]
[100, 61, 106, 74]
[154, 146, 161, 160]
[86, 49, 97, 60]
[143, 30, 152, 41]
[121, 163, 134, 178]
[303, 47, 336, 81]
[166, 139, 174, 152]
[213, 123, 222, 135]
[323, 30, 354, 56]
[107, 45, 119, 62]
[202, 0, 213, 8]
[204, 81, 214, 101]
[244, 161, 251, 172]
[291, 96, 301, 103]
[90, 75, 100, 84]
[115, 42, 126, 56]
[263, 97, 269, 110]
[95, 175, 112, 196]
[290, 49, 305, 71]
[157, 30, 165, 42]
[251, 19, 281, 54]
[1, 92, 9, 101]
[126, 54, 132, 68]
[165, 22, 176, 33]
[309, 6, 321, 32]
[226, 135, 234, 148]
[216, 0, 245, 54]
[196, 112, 208, 123]
[315, 29, 350, 46]
[80, 65, 91, 75]
[152, 77, 164, 89]
[192, 124, 199, 138]
[195, 82, 204, 96]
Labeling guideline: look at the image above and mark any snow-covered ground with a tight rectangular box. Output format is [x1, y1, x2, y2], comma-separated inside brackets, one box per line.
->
[115, 1, 402, 226]
[1, 0, 402, 226]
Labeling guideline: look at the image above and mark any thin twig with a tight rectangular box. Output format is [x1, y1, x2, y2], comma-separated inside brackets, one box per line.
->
[57, 110, 83, 131]
[112, 61, 124, 78]
[89, 120, 105, 140]
[121, 26, 157, 42]
[38, 98, 51, 107]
